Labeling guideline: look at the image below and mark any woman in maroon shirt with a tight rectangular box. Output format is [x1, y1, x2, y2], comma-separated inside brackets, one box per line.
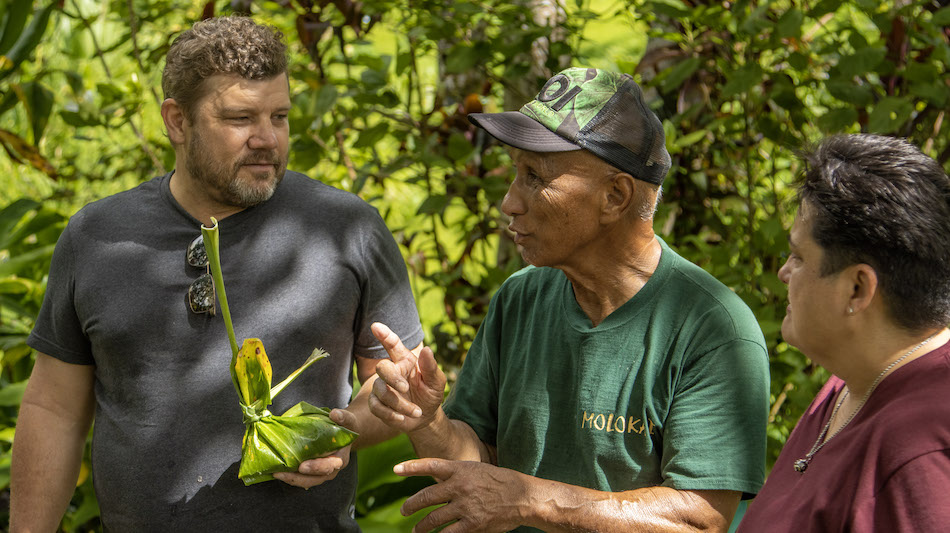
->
[739, 134, 950, 532]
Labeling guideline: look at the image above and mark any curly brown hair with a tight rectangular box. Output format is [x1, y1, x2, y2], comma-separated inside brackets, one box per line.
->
[162, 15, 288, 121]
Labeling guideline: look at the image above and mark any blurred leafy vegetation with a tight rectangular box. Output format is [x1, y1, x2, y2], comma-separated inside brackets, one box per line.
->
[3, 0, 950, 529]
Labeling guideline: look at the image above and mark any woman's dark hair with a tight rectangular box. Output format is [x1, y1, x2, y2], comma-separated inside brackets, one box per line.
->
[161, 16, 287, 121]
[798, 134, 950, 332]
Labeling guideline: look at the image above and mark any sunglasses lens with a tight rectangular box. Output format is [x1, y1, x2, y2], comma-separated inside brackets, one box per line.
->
[186, 235, 208, 268]
[188, 272, 216, 316]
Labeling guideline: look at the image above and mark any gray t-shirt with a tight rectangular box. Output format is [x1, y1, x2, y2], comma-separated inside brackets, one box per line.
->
[28, 171, 424, 532]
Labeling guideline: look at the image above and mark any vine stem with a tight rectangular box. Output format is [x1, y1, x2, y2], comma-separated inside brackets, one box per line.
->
[201, 219, 241, 396]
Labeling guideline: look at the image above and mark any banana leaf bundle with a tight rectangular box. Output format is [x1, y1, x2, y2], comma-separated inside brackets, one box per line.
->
[202, 219, 358, 485]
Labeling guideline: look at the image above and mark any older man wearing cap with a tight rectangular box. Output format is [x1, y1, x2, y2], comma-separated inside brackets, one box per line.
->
[367, 68, 770, 532]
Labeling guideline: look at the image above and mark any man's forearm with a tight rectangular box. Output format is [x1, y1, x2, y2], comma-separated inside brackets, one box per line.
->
[346, 374, 400, 450]
[407, 409, 493, 463]
[522, 477, 739, 533]
[11, 354, 95, 533]
[10, 402, 91, 532]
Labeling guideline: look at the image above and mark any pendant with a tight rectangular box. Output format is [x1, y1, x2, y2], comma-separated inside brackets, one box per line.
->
[793, 458, 809, 473]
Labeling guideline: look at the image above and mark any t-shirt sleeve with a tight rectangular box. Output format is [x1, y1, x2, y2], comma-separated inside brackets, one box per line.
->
[351, 209, 423, 359]
[441, 295, 502, 446]
[854, 449, 950, 530]
[26, 223, 95, 365]
[660, 337, 770, 496]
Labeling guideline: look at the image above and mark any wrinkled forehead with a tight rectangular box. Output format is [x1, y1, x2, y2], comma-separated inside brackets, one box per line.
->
[194, 73, 291, 112]
[510, 148, 619, 175]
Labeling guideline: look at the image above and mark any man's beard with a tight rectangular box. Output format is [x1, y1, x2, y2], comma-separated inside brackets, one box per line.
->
[186, 128, 288, 208]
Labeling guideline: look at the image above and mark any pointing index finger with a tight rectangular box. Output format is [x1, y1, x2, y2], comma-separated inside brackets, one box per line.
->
[394, 458, 454, 480]
[371, 322, 414, 363]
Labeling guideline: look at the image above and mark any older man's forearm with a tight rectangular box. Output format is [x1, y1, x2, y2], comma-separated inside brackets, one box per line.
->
[522, 479, 740, 533]
[407, 409, 494, 464]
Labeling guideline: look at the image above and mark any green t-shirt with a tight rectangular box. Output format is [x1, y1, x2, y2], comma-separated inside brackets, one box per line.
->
[444, 238, 769, 525]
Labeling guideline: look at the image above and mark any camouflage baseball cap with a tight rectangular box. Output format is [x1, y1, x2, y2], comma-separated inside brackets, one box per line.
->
[468, 67, 671, 185]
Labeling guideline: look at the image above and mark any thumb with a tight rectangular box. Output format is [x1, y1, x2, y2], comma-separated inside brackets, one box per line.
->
[330, 408, 359, 432]
[417, 347, 443, 388]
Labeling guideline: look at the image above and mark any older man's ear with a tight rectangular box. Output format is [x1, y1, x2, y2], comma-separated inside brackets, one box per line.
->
[601, 171, 637, 224]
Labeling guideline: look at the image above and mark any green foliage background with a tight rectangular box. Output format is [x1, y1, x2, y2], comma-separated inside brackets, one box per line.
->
[3, 0, 950, 529]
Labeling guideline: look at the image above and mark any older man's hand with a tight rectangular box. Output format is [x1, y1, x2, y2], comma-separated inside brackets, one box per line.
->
[395, 458, 529, 533]
[369, 322, 446, 433]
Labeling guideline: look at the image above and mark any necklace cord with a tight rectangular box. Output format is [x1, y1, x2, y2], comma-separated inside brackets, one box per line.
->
[793, 333, 938, 473]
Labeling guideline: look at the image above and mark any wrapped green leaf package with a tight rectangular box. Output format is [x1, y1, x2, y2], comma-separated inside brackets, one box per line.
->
[201, 219, 358, 485]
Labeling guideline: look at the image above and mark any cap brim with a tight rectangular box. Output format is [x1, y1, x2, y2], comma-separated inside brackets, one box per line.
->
[468, 112, 581, 152]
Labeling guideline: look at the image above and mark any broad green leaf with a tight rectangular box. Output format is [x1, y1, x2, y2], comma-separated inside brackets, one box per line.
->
[62, 479, 100, 527]
[0, 380, 27, 406]
[453, 2, 486, 16]
[0, 82, 18, 117]
[867, 97, 913, 133]
[314, 83, 338, 116]
[24, 81, 53, 143]
[445, 42, 488, 74]
[395, 51, 412, 75]
[722, 64, 764, 98]
[646, 0, 690, 18]
[446, 132, 474, 162]
[95, 82, 124, 104]
[933, 6, 950, 26]
[904, 62, 939, 83]
[417, 194, 450, 215]
[290, 136, 324, 171]
[910, 81, 950, 107]
[361, 68, 387, 90]
[837, 48, 886, 78]
[0, 244, 55, 277]
[770, 85, 802, 112]
[756, 115, 782, 142]
[2, 208, 64, 251]
[63, 70, 84, 95]
[0, 1, 57, 82]
[826, 80, 873, 107]
[0, 198, 39, 248]
[0, 343, 31, 366]
[787, 52, 809, 71]
[235, 338, 273, 408]
[357, 433, 417, 493]
[661, 57, 700, 93]
[0, 0, 31, 56]
[238, 402, 357, 485]
[741, 3, 772, 35]
[59, 110, 101, 128]
[0, 278, 32, 294]
[673, 129, 708, 149]
[775, 8, 803, 39]
[354, 122, 390, 148]
[0, 454, 9, 492]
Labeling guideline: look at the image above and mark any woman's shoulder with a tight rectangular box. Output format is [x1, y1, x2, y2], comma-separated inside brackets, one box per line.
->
[870, 346, 950, 467]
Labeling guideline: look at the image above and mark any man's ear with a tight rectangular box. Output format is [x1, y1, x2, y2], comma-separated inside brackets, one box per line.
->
[846, 263, 879, 316]
[161, 99, 187, 146]
[602, 172, 635, 223]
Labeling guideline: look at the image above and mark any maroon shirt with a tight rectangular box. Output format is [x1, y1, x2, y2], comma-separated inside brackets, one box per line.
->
[739, 342, 950, 532]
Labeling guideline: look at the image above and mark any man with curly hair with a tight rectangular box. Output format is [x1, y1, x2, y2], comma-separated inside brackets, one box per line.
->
[10, 16, 423, 531]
